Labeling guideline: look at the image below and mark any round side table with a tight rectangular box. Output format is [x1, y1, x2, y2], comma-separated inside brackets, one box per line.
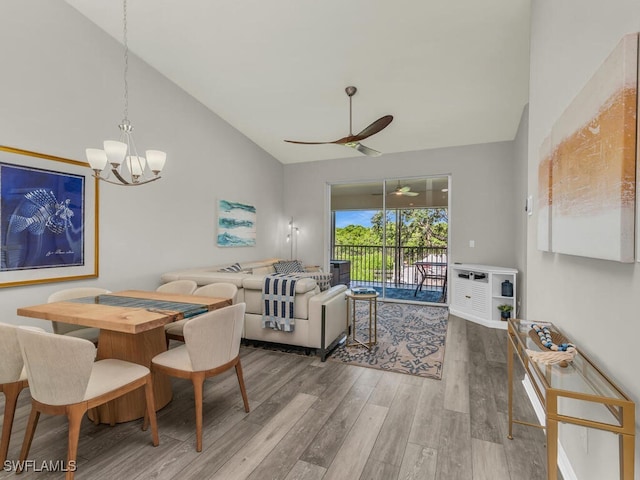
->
[345, 290, 378, 349]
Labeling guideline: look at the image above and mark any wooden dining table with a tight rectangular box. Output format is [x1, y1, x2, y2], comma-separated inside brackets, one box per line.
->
[17, 289, 231, 424]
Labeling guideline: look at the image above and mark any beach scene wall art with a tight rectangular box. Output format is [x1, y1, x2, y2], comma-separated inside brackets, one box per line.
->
[217, 199, 256, 247]
[537, 33, 638, 263]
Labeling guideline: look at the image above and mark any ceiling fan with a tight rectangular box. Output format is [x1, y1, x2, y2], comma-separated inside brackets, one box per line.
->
[372, 183, 419, 196]
[284, 86, 393, 157]
[391, 184, 418, 196]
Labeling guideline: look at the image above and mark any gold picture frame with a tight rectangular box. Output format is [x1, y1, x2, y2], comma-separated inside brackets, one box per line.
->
[0, 146, 99, 288]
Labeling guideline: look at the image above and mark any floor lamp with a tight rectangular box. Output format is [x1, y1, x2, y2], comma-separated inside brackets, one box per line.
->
[287, 217, 299, 260]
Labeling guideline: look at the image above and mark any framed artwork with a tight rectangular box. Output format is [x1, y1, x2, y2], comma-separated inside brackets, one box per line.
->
[537, 134, 553, 252]
[542, 33, 637, 263]
[217, 199, 256, 247]
[0, 146, 99, 287]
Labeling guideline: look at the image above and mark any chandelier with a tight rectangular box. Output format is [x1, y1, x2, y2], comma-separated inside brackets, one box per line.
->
[85, 0, 166, 186]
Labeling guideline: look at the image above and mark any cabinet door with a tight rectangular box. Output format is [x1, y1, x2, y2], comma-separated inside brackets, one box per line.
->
[470, 281, 489, 317]
[453, 277, 473, 312]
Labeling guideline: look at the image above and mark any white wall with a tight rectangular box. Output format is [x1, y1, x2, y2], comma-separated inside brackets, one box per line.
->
[528, 1, 640, 478]
[284, 141, 519, 277]
[0, 0, 285, 329]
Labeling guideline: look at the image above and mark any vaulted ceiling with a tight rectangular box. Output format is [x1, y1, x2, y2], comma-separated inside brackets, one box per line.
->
[65, 0, 530, 164]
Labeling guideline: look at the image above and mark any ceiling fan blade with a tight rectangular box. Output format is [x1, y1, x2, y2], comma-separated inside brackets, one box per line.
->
[352, 115, 393, 141]
[284, 139, 336, 145]
[354, 143, 381, 157]
[404, 191, 419, 197]
[399, 186, 411, 192]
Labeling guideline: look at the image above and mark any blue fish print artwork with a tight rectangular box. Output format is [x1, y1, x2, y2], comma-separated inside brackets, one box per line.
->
[1, 163, 85, 271]
[10, 189, 74, 235]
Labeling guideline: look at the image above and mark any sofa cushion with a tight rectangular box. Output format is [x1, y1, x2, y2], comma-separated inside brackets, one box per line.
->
[293, 272, 333, 291]
[251, 265, 276, 276]
[180, 271, 250, 287]
[243, 285, 319, 319]
[274, 260, 305, 274]
[242, 275, 317, 293]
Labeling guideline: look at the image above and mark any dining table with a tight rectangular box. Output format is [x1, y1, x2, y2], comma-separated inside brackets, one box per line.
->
[17, 289, 231, 424]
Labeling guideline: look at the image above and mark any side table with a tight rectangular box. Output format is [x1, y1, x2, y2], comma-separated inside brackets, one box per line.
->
[345, 290, 378, 349]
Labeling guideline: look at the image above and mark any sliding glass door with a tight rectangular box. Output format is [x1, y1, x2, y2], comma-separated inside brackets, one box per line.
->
[331, 176, 449, 304]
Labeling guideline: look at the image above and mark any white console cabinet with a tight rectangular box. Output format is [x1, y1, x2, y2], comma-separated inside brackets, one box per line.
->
[449, 263, 517, 330]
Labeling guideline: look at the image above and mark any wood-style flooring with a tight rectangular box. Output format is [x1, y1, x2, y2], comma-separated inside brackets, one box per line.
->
[0, 315, 549, 480]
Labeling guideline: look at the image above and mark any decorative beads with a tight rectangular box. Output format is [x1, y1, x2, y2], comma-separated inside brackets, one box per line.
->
[530, 324, 575, 352]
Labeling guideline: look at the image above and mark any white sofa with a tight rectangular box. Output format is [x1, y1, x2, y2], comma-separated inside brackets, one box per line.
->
[160, 259, 348, 361]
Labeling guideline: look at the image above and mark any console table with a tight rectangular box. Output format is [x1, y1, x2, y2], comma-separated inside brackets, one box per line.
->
[507, 318, 635, 480]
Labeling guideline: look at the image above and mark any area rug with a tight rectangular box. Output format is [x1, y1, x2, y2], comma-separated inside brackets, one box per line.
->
[329, 302, 448, 380]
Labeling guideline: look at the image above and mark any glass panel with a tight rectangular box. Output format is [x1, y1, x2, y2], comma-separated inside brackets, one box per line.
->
[330, 176, 449, 303]
[510, 319, 629, 428]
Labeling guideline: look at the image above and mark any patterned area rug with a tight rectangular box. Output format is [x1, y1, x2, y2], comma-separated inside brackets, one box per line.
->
[329, 302, 449, 380]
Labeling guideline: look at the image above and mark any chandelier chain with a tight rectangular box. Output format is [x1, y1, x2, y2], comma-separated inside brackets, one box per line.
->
[122, 0, 129, 123]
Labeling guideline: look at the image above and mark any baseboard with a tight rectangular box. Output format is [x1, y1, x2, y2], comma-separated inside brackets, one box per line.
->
[449, 307, 508, 330]
[521, 375, 578, 480]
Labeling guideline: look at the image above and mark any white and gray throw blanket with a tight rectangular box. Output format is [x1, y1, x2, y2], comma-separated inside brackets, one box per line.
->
[262, 274, 298, 332]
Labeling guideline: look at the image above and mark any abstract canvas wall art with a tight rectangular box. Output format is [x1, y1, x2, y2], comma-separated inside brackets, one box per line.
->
[537, 135, 553, 252]
[217, 199, 256, 247]
[538, 33, 638, 262]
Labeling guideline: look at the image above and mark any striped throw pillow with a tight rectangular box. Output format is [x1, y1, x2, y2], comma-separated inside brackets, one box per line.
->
[218, 262, 243, 272]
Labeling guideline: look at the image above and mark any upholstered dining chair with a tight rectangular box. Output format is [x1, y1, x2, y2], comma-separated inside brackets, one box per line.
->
[164, 282, 238, 345]
[155, 279, 197, 295]
[150, 303, 249, 452]
[47, 287, 111, 344]
[0, 322, 44, 464]
[16, 328, 159, 480]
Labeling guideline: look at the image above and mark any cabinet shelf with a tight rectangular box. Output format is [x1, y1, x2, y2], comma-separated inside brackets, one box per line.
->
[450, 263, 517, 329]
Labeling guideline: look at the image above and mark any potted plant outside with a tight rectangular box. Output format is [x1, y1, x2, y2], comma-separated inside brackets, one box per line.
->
[497, 304, 513, 320]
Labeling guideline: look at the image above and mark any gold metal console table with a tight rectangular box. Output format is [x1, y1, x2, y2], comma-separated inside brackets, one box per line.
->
[507, 318, 635, 480]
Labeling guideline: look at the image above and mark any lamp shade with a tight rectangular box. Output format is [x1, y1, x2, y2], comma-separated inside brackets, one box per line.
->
[145, 150, 166, 173]
[127, 156, 146, 176]
[104, 140, 128, 168]
[85, 148, 108, 171]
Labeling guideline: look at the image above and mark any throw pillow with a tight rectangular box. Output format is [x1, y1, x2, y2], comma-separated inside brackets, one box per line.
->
[218, 262, 243, 273]
[274, 260, 305, 274]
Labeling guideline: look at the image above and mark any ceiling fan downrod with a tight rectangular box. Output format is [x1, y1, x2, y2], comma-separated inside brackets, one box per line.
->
[346, 86, 357, 136]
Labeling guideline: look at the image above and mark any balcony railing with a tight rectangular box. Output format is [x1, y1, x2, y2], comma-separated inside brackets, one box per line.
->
[332, 244, 448, 289]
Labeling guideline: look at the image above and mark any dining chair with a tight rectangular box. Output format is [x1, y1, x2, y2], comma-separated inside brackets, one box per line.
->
[150, 303, 249, 452]
[16, 328, 159, 480]
[47, 287, 111, 344]
[155, 279, 197, 295]
[165, 282, 238, 345]
[0, 322, 44, 464]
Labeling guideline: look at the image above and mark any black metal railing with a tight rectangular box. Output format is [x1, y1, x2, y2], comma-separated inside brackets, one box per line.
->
[332, 244, 448, 288]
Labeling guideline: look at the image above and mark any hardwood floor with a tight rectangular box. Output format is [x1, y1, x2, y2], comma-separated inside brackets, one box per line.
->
[0, 315, 549, 480]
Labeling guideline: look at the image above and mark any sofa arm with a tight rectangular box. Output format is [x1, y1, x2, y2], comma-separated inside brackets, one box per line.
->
[308, 285, 348, 359]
